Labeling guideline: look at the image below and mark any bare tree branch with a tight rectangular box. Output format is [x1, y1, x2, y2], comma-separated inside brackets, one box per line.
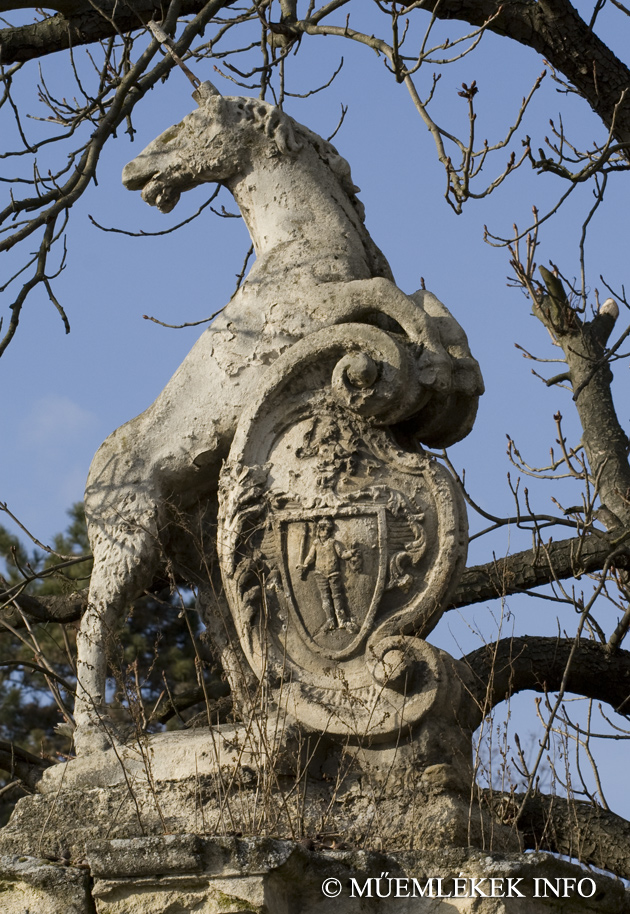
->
[0, 592, 87, 629]
[452, 531, 630, 610]
[152, 683, 231, 724]
[522, 269, 630, 529]
[416, 0, 630, 157]
[463, 636, 630, 728]
[488, 789, 630, 881]
[4, 528, 627, 631]
[0, 741, 53, 789]
[0, 0, 232, 64]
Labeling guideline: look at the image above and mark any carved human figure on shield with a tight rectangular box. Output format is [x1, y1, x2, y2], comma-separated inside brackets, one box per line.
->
[297, 518, 362, 633]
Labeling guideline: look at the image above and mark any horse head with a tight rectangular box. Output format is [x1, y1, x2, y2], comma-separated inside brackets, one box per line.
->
[122, 82, 304, 213]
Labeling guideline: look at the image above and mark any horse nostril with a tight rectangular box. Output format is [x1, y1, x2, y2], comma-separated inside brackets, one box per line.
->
[122, 160, 141, 188]
[122, 158, 157, 191]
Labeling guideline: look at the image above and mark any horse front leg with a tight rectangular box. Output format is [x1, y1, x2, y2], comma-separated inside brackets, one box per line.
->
[74, 508, 162, 755]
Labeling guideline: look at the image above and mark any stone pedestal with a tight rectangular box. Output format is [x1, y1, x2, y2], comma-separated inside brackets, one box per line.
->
[1, 721, 626, 912]
[0, 837, 627, 913]
[0, 717, 504, 861]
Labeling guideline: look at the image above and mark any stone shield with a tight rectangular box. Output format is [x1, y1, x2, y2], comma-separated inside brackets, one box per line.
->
[218, 324, 468, 741]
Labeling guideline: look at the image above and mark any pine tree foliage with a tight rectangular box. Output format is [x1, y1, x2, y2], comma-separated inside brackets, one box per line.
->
[0, 505, 227, 823]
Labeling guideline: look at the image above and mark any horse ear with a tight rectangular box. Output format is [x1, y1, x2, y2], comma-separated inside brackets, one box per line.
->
[193, 81, 222, 105]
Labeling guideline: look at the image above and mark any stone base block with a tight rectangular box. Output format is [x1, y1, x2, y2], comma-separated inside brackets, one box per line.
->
[9, 722, 509, 860]
[0, 855, 91, 914]
[0, 839, 628, 913]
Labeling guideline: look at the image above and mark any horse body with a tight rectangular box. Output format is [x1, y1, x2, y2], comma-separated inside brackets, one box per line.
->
[75, 85, 482, 753]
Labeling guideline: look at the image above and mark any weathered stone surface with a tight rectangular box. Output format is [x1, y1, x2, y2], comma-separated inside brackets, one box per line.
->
[86, 835, 204, 877]
[0, 728, 503, 862]
[8, 682, 510, 862]
[85, 841, 630, 914]
[0, 855, 91, 913]
[215, 324, 469, 741]
[1, 839, 626, 913]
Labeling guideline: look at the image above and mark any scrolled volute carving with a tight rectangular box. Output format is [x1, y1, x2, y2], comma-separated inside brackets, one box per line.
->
[331, 340, 428, 422]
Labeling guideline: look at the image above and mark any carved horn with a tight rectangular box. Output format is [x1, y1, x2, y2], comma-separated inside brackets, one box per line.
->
[193, 81, 222, 104]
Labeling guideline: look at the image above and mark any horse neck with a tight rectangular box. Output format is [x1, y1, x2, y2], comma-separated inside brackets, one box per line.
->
[228, 145, 390, 284]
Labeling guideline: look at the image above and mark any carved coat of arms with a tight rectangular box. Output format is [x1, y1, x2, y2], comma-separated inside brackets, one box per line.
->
[218, 323, 468, 741]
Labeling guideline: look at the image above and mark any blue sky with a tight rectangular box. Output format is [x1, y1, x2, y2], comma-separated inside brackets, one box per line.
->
[4, 8, 626, 549]
[2, 4, 629, 808]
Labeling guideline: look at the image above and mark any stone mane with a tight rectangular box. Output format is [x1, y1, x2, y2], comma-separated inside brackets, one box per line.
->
[292, 121, 367, 222]
[233, 96, 367, 223]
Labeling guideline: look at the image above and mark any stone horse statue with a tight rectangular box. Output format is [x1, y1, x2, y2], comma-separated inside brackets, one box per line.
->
[74, 82, 484, 754]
